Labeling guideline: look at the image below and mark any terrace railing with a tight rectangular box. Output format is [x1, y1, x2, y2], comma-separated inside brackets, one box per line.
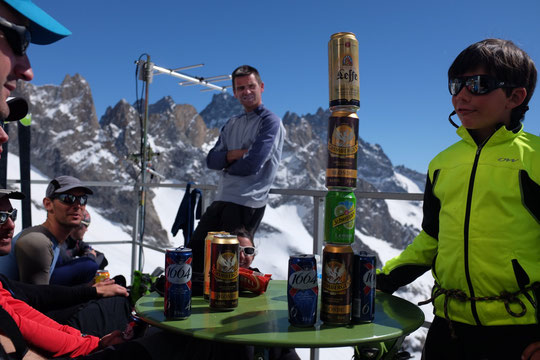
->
[6, 179, 427, 360]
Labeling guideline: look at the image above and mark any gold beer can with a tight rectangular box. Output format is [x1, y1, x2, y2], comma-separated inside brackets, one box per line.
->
[326, 110, 359, 189]
[203, 231, 229, 301]
[210, 234, 239, 310]
[328, 32, 360, 111]
[321, 244, 353, 325]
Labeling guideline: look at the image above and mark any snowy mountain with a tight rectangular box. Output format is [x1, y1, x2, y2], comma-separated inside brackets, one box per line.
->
[7, 74, 433, 357]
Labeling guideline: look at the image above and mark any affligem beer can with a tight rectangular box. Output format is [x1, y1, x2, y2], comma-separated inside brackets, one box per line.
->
[324, 190, 356, 244]
[328, 32, 360, 111]
[164, 247, 192, 319]
[210, 234, 239, 310]
[321, 244, 353, 325]
[326, 110, 359, 189]
[287, 255, 318, 327]
[352, 252, 376, 323]
[204, 231, 229, 301]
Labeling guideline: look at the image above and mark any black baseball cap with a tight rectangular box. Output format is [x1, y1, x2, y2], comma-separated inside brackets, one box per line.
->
[46, 176, 93, 198]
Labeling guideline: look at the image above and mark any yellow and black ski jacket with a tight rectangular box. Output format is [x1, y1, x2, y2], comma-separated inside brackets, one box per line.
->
[378, 125, 540, 326]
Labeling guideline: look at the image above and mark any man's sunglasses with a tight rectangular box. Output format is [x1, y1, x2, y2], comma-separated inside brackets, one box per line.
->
[54, 194, 88, 206]
[0, 16, 30, 57]
[239, 245, 257, 256]
[0, 209, 17, 225]
[449, 75, 516, 96]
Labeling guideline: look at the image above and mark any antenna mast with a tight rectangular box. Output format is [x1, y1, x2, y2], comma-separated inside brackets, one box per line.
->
[132, 56, 231, 273]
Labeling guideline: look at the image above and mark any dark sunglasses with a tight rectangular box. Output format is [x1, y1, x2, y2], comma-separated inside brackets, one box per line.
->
[54, 194, 88, 206]
[449, 75, 516, 96]
[0, 16, 30, 56]
[0, 209, 17, 225]
[239, 245, 257, 256]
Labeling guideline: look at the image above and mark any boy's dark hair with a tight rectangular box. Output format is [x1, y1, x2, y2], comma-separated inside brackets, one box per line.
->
[232, 65, 261, 89]
[448, 39, 537, 125]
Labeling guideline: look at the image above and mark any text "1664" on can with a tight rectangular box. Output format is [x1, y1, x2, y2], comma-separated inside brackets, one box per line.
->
[164, 247, 192, 319]
[288, 255, 318, 327]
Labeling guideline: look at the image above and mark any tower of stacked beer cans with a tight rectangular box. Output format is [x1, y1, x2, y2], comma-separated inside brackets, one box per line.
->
[287, 32, 375, 328]
[321, 32, 375, 325]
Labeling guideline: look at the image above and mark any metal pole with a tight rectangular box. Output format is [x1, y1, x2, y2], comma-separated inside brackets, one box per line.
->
[137, 55, 152, 271]
[310, 195, 325, 360]
[131, 187, 139, 284]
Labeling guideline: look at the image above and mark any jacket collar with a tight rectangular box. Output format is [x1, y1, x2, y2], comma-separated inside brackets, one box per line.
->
[457, 123, 523, 147]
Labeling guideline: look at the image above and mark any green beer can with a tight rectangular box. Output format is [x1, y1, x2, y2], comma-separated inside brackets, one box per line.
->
[324, 190, 356, 244]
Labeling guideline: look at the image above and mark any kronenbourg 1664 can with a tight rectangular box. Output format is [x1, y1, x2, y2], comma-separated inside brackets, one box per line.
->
[352, 252, 376, 323]
[321, 244, 353, 324]
[210, 234, 239, 310]
[287, 255, 318, 327]
[164, 247, 192, 319]
[324, 190, 356, 244]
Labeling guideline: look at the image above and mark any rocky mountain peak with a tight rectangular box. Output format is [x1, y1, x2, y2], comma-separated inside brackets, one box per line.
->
[199, 92, 243, 129]
[7, 73, 425, 252]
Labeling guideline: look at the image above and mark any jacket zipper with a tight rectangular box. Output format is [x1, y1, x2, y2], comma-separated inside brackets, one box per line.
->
[463, 142, 485, 325]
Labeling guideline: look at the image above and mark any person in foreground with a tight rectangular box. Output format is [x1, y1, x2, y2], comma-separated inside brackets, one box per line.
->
[189, 65, 285, 274]
[376, 39, 540, 360]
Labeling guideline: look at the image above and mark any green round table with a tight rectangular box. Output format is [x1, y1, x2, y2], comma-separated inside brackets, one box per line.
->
[135, 280, 424, 359]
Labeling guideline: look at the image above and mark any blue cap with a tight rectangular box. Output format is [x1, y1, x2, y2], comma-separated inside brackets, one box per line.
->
[3, 0, 71, 44]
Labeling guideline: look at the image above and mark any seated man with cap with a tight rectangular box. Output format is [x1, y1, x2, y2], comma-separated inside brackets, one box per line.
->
[0, 175, 93, 285]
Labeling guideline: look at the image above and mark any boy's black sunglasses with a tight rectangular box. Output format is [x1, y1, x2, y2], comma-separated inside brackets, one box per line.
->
[0, 209, 17, 225]
[0, 16, 31, 56]
[54, 194, 88, 206]
[449, 75, 516, 96]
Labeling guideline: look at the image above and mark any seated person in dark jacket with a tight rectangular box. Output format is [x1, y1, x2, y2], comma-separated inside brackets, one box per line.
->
[53, 210, 108, 286]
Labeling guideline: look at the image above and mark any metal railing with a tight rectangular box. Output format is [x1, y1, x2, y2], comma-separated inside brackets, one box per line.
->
[7, 178, 427, 360]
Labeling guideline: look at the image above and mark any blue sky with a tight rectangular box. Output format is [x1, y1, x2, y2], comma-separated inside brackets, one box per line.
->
[28, 0, 540, 173]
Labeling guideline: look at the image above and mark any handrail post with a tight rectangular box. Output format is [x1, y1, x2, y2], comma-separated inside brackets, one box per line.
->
[131, 186, 140, 284]
[310, 194, 325, 360]
[312, 195, 325, 256]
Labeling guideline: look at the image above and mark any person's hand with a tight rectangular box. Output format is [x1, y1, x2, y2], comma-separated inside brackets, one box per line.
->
[85, 249, 97, 257]
[226, 149, 248, 163]
[93, 280, 129, 297]
[98, 330, 124, 349]
[523, 342, 540, 360]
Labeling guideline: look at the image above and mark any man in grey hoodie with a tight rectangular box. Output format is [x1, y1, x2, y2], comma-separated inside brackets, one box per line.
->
[190, 65, 285, 274]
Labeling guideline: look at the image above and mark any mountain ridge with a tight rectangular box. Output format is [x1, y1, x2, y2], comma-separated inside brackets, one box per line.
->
[8, 74, 425, 254]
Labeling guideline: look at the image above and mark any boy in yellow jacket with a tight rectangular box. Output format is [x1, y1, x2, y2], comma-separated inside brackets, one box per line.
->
[377, 39, 540, 359]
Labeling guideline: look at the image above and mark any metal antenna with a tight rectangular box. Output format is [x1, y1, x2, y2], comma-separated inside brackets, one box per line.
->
[151, 63, 230, 92]
[132, 56, 230, 273]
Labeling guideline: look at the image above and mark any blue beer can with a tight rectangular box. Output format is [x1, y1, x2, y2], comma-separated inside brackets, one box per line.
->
[352, 252, 376, 323]
[288, 254, 318, 327]
[164, 247, 192, 319]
